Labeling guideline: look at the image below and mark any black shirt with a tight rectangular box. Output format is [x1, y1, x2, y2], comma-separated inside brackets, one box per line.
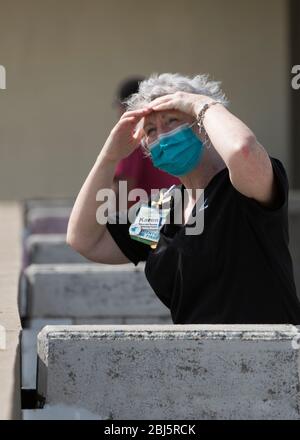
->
[106, 157, 300, 324]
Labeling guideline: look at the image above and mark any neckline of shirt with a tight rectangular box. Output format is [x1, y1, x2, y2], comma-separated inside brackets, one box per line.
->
[173, 166, 228, 228]
[180, 165, 228, 194]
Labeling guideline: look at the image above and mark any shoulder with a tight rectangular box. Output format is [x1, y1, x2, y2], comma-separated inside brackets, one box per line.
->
[232, 156, 289, 216]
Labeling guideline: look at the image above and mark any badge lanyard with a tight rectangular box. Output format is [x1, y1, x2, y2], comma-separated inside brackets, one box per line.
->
[129, 185, 176, 249]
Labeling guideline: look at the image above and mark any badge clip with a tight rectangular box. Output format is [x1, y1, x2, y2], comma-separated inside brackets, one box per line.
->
[129, 185, 176, 248]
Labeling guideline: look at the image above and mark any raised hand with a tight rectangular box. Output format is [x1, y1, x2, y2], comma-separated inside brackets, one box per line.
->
[100, 108, 152, 162]
[146, 91, 215, 119]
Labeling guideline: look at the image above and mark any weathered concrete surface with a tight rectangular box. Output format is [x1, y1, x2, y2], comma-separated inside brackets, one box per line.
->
[25, 234, 91, 264]
[22, 319, 73, 390]
[37, 324, 300, 420]
[23, 403, 107, 420]
[26, 207, 71, 234]
[21, 264, 171, 320]
[23, 198, 74, 226]
[21, 262, 170, 390]
[73, 317, 172, 324]
[289, 191, 300, 300]
[22, 316, 170, 391]
[0, 202, 22, 420]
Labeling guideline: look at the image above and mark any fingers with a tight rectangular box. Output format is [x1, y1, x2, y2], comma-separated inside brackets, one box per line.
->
[149, 102, 174, 111]
[132, 126, 144, 142]
[117, 116, 137, 126]
[116, 118, 144, 144]
[147, 94, 174, 108]
[118, 114, 145, 127]
[120, 108, 152, 120]
[117, 117, 145, 138]
[147, 95, 177, 112]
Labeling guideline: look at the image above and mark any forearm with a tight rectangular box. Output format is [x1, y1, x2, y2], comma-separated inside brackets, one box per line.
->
[147, 91, 273, 203]
[196, 100, 260, 166]
[66, 150, 118, 253]
[148, 91, 262, 166]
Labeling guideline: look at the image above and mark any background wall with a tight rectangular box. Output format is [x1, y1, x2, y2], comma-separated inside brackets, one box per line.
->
[0, 0, 290, 199]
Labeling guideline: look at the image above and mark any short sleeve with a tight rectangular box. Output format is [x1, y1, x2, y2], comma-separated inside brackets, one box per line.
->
[233, 156, 289, 217]
[106, 205, 151, 266]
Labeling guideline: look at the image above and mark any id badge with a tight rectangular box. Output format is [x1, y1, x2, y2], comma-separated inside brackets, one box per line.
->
[129, 204, 170, 248]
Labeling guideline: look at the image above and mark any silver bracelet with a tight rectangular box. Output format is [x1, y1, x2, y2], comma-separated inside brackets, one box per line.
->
[196, 101, 222, 148]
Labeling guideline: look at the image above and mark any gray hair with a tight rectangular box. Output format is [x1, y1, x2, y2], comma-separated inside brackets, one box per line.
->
[124, 72, 229, 110]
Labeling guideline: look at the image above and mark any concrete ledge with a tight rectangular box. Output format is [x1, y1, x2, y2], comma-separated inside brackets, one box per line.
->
[26, 207, 71, 234]
[21, 261, 171, 390]
[22, 319, 73, 390]
[27, 207, 72, 223]
[0, 202, 22, 420]
[37, 324, 300, 420]
[21, 264, 170, 319]
[22, 316, 171, 390]
[23, 198, 75, 227]
[25, 234, 91, 264]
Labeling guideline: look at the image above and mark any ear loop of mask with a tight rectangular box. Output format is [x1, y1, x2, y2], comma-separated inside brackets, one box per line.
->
[194, 119, 212, 150]
[190, 119, 212, 150]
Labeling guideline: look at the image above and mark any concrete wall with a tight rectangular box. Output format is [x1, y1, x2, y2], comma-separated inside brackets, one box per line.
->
[21, 263, 172, 390]
[21, 264, 171, 320]
[37, 324, 300, 420]
[24, 234, 91, 265]
[0, 203, 22, 420]
[0, 0, 291, 199]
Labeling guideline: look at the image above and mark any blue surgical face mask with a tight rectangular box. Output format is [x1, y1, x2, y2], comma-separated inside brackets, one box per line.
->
[147, 122, 204, 177]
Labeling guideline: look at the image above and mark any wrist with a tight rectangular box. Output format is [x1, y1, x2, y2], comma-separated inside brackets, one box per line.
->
[96, 150, 119, 167]
[194, 99, 223, 148]
[193, 96, 216, 119]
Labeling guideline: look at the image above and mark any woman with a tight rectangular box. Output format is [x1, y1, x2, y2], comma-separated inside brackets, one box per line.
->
[67, 72, 300, 324]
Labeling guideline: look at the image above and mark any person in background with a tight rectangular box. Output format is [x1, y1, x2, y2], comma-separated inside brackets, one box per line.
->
[112, 76, 180, 207]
